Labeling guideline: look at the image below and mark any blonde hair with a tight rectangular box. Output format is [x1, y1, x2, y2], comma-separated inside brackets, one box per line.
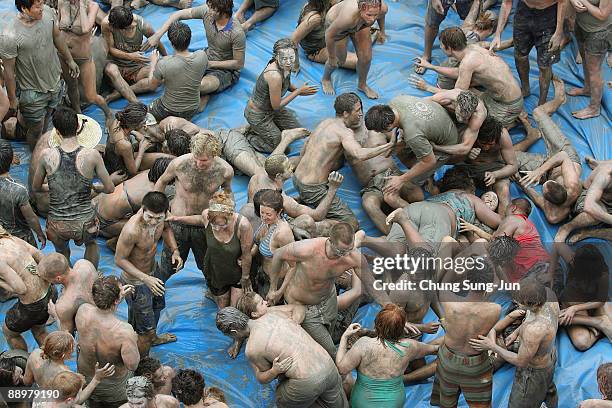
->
[41, 331, 75, 361]
[190, 132, 222, 158]
[208, 191, 235, 220]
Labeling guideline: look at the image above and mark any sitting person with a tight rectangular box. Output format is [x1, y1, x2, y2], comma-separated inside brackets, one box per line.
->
[291, 0, 357, 70]
[93, 158, 172, 248]
[243, 38, 317, 153]
[215, 307, 347, 407]
[167, 192, 253, 309]
[105, 103, 158, 177]
[235, 0, 279, 32]
[0, 139, 45, 247]
[148, 22, 208, 121]
[553, 243, 612, 349]
[579, 363, 612, 407]
[103, 6, 166, 103]
[336, 305, 439, 407]
[142, 0, 246, 112]
[31, 371, 88, 407]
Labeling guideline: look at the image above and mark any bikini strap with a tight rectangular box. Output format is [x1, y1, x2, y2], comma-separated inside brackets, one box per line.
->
[383, 339, 407, 357]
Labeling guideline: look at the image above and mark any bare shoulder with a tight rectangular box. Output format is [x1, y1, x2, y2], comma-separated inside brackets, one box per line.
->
[263, 68, 283, 82]
[156, 394, 179, 407]
[73, 259, 97, 276]
[75, 303, 95, 323]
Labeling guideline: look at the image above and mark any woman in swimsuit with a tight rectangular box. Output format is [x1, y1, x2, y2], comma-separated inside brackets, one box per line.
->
[251, 189, 294, 296]
[57, 0, 112, 122]
[336, 304, 439, 407]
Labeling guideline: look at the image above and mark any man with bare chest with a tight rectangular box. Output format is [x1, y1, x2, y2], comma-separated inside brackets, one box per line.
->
[76, 276, 140, 408]
[293, 93, 394, 231]
[115, 192, 183, 357]
[0, 228, 55, 351]
[216, 307, 347, 408]
[39, 254, 98, 335]
[118, 376, 179, 408]
[471, 277, 560, 408]
[154, 133, 232, 292]
[430, 253, 501, 408]
[266, 222, 383, 358]
[417, 27, 524, 129]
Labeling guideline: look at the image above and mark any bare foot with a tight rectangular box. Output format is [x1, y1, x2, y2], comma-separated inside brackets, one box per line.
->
[282, 127, 310, 143]
[322, 79, 335, 95]
[572, 105, 600, 120]
[575, 53, 582, 65]
[567, 87, 590, 97]
[177, 0, 192, 9]
[585, 156, 598, 169]
[552, 76, 566, 105]
[354, 230, 366, 248]
[358, 84, 379, 99]
[152, 332, 177, 346]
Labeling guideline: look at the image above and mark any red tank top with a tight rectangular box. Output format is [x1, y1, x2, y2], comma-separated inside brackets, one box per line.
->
[509, 214, 549, 282]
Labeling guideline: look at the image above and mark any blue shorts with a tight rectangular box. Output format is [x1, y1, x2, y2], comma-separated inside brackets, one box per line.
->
[124, 265, 165, 334]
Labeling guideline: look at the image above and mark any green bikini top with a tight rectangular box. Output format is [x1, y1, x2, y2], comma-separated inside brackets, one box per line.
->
[384, 339, 411, 357]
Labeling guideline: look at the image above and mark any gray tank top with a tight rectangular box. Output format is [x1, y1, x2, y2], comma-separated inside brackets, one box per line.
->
[298, 10, 325, 56]
[250, 65, 290, 112]
[112, 16, 145, 69]
[48, 147, 94, 221]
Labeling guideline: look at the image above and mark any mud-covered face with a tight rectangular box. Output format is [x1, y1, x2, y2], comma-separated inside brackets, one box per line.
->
[127, 396, 147, 408]
[193, 153, 213, 170]
[345, 102, 364, 129]
[276, 48, 296, 71]
[142, 209, 166, 226]
[210, 215, 230, 231]
[359, 5, 380, 26]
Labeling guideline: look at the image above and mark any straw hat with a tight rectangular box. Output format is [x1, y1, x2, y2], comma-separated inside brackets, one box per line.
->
[49, 114, 103, 149]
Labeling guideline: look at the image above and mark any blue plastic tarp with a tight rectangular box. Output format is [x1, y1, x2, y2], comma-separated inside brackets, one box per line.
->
[0, 0, 610, 406]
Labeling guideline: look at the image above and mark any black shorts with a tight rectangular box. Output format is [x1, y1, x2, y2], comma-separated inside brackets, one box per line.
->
[5, 286, 57, 333]
[426, 0, 473, 28]
[513, 1, 560, 67]
[149, 99, 197, 122]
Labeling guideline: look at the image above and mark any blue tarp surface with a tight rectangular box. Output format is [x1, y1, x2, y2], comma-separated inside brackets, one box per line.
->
[0, 0, 610, 406]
